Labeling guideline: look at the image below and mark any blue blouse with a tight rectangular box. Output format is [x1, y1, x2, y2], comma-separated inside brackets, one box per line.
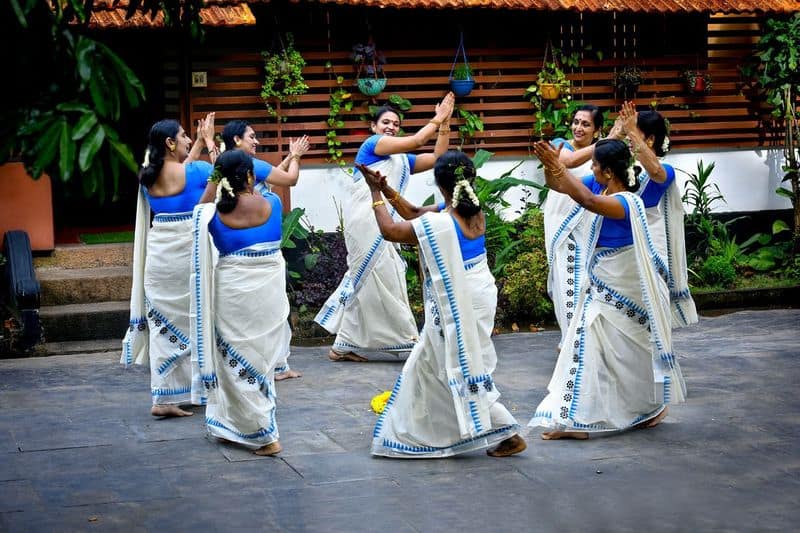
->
[639, 164, 675, 208]
[354, 135, 417, 175]
[551, 138, 574, 152]
[436, 202, 486, 261]
[144, 161, 213, 214]
[208, 192, 283, 255]
[582, 176, 632, 248]
[253, 158, 274, 183]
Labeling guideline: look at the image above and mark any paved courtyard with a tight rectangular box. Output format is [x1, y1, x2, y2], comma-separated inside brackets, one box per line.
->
[0, 309, 798, 532]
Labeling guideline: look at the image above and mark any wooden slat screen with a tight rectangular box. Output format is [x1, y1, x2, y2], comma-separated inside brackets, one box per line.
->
[187, 12, 771, 163]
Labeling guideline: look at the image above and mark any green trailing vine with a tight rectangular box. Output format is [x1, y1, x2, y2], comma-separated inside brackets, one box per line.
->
[456, 107, 484, 147]
[260, 33, 308, 121]
[326, 72, 352, 167]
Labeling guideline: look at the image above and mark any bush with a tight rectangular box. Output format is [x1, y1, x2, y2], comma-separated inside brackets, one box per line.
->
[501, 249, 553, 321]
[698, 255, 737, 288]
[498, 205, 553, 323]
[290, 231, 347, 313]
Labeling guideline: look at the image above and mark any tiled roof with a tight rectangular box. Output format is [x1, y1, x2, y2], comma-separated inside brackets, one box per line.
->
[306, 0, 800, 12]
[86, 1, 257, 29]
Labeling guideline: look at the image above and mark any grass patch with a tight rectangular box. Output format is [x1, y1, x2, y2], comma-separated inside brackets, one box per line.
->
[691, 272, 800, 293]
[79, 231, 134, 245]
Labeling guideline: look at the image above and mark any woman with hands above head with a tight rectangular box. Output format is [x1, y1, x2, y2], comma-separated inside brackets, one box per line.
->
[361, 150, 526, 459]
[191, 150, 294, 456]
[121, 113, 217, 418]
[316, 92, 456, 363]
[529, 138, 686, 440]
[204, 120, 311, 381]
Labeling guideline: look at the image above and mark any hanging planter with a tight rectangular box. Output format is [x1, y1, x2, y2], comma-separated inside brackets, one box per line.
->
[448, 33, 475, 97]
[352, 41, 387, 97]
[356, 77, 387, 96]
[682, 69, 713, 96]
[531, 41, 569, 102]
[615, 65, 644, 96]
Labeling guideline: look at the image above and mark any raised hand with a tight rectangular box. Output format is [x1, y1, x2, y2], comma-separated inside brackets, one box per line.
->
[618, 100, 638, 134]
[356, 163, 387, 192]
[434, 91, 456, 123]
[289, 135, 311, 158]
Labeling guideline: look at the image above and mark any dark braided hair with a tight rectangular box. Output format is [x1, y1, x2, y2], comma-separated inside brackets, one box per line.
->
[434, 150, 481, 218]
[593, 139, 641, 193]
[139, 119, 180, 188]
[637, 110, 669, 156]
[214, 150, 254, 214]
[221, 120, 250, 151]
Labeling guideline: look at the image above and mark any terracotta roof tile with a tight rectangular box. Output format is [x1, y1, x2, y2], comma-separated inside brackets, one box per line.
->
[307, 0, 800, 12]
[86, 1, 257, 29]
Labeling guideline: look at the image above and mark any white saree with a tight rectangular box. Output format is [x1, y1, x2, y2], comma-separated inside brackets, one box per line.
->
[121, 187, 198, 406]
[191, 204, 290, 449]
[530, 193, 687, 433]
[315, 154, 418, 354]
[372, 213, 519, 458]
[545, 167, 697, 348]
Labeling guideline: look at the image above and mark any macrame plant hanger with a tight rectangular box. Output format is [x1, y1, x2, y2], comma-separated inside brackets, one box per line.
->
[448, 31, 474, 97]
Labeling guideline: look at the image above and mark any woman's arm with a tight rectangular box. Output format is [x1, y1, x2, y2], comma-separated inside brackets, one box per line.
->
[266, 135, 311, 187]
[411, 117, 452, 173]
[534, 141, 626, 219]
[374, 92, 454, 161]
[619, 101, 667, 183]
[369, 188, 418, 244]
[557, 142, 594, 169]
[186, 113, 216, 163]
[357, 163, 438, 220]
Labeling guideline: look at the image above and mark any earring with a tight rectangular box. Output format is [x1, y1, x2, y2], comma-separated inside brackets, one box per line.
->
[647, 139, 654, 148]
[169, 144, 176, 152]
[236, 140, 242, 147]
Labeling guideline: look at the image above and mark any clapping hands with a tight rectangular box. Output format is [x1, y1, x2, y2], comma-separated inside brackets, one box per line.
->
[356, 163, 387, 192]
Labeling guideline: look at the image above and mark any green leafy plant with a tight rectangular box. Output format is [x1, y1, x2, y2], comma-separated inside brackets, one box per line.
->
[471, 149, 545, 275]
[452, 64, 473, 81]
[326, 74, 352, 167]
[456, 107, 484, 147]
[697, 254, 737, 288]
[261, 34, 309, 120]
[525, 48, 581, 139]
[740, 13, 800, 254]
[681, 70, 713, 95]
[500, 206, 553, 321]
[615, 65, 644, 94]
[532, 100, 582, 140]
[1, 1, 202, 202]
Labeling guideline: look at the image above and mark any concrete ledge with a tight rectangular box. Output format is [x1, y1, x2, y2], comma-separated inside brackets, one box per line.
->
[37, 266, 132, 305]
[34, 243, 133, 269]
[693, 285, 800, 311]
[39, 300, 129, 342]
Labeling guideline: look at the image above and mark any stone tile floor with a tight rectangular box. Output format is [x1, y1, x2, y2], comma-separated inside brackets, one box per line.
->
[0, 309, 798, 532]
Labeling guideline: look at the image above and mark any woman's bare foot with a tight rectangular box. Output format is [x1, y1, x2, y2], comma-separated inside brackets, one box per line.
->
[636, 407, 668, 429]
[151, 405, 193, 417]
[275, 369, 303, 381]
[541, 430, 589, 440]
[328, 349, 368, 362]
[486, 434, 527, 457]
[254, 441, 282, 456]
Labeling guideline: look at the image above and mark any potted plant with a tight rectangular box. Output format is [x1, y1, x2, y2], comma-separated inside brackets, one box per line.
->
[615, 65, 644, 95]
[261, 33, 309, 120]
[450, 64, 475, 98]
[682, 69, 713, 96]
[448, 35, 475, 97]
[351, 41, 387, 97]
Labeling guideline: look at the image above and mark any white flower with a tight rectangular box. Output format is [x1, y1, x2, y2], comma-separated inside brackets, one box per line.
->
[141, 148, 150, 168]
[219, 141, 226, 153]
[215, 177, 234, 203]
[662, 136, 670, 153]
[627, 168, 636, 187]
[452, 179, 480, 208]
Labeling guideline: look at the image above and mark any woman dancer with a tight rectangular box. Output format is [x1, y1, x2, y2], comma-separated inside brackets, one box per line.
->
[544, 104, 609, 344]
[362, 150, 526, 458]
[121, 114, 216, 417]
[191, 150, 291, 455]
[316, 93, 455, 362]
[530, 138, 686, 439]
[213, 121, 310, 380]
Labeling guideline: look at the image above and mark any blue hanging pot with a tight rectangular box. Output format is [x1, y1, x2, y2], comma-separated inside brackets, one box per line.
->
[449, 78, 475, 97]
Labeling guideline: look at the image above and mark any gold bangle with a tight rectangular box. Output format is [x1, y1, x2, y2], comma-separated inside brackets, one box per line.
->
[392, 190, 400, 202]
[372, 200, 385, 208]
[438, 130, 450, 135]
[429, 119, 442, 127]
[290, 154, 301, 163]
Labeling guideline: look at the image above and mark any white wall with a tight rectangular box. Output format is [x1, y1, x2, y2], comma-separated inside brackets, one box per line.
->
[291, 148, 791, 232]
